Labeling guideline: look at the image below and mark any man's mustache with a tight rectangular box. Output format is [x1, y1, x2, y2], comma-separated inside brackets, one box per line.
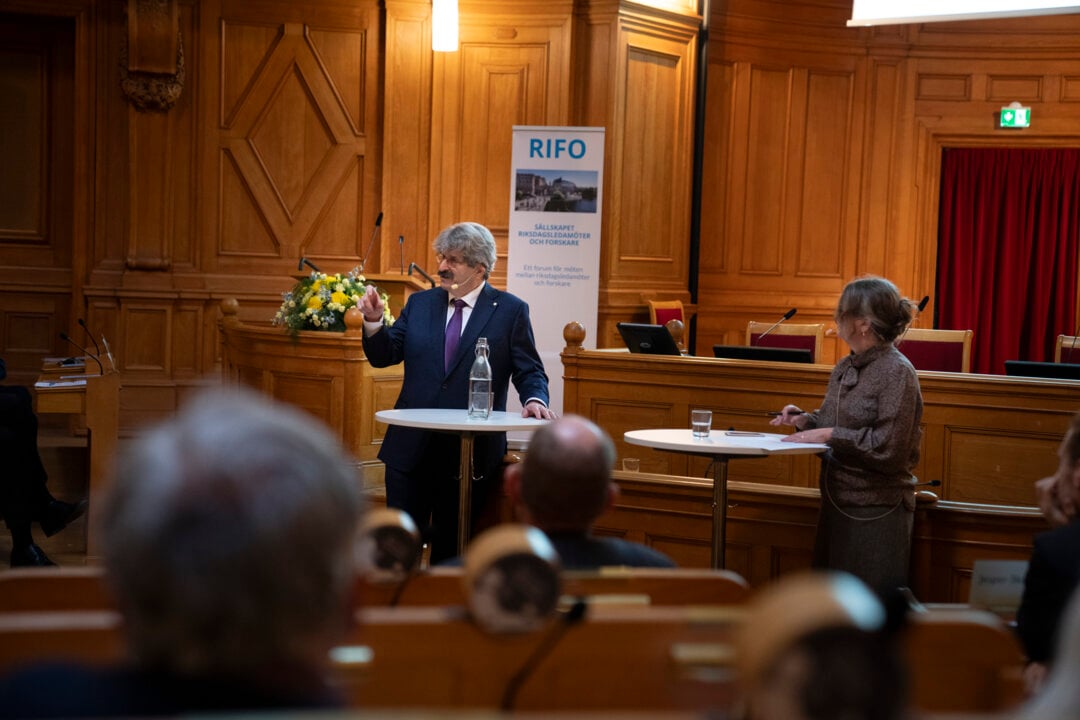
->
[438, 270, 454, 280]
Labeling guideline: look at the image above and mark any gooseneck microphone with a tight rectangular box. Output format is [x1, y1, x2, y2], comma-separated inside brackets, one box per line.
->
[755, 308, 798, 343]
[297, 257, 321, 273]
[917, 295, 930, 313]
[407, 262, 437, 289]
[77, 318, 102, 357]
[59, 332, 104, 375]
[359, 211, 384, 272]
[500, 599, 588, 711]
[399, 235, 406, 275]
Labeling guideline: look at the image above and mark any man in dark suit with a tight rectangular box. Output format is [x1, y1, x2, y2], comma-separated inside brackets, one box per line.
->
[359, 222, 553, 563]
[504, 414, 676, 569]
[0, 358, 86, 567]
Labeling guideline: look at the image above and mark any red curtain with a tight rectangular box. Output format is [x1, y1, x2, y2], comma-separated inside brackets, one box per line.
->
[937, 148, 1080, 374]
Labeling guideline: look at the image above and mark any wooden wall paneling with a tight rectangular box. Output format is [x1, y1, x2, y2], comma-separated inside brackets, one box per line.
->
[203, 0, 381, 277]
[428, 1, 574, 287]
[583, 3, 699, 343]
[0, 13, 77, 381]
[382, 0, 434, 273]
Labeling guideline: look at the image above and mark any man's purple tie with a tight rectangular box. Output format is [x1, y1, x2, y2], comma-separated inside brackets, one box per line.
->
[444, 299, 466, 372]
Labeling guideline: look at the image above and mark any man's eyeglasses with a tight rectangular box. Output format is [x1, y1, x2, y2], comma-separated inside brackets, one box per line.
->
[436, 253, 469, 267]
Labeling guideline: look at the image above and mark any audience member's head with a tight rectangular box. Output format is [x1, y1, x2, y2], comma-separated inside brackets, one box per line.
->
[100, 388, 364, 679]
[1051, 412, 1080, 506]
[834, 275, 916, 344]
[504, 414, 617, 533]
[736, 571, 908, 720]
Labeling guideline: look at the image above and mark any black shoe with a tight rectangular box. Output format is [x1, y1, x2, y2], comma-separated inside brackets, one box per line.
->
[11, 544, 57, 567]
[40, 498, 88, 538]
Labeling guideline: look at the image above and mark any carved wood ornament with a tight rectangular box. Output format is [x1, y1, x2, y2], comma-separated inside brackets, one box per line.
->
[120, 0, 184, 112]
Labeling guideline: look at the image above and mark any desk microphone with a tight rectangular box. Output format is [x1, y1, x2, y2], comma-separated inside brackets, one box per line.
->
[915, 479, 941, 487]
[59, 333, 103, 375]
[917, 295, 930, 313]
[77, 318, 101, 357]
[755, 308, 797, 343]
[399, 235, 405, 275]
[359, 211, 384, 272]
[297, 257, 321, 273]
[407, 262, 437, 289]
[500, 599, 588, 711]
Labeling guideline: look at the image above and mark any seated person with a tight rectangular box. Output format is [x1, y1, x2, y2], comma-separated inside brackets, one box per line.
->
[735, 571, 909, 720]
[1019, 587, 1080, 719]
[1016, 410, 1080, 695]
[503, 414, 675, 569]
[0, 357, 86, 567]
[0, 388, 366, 717]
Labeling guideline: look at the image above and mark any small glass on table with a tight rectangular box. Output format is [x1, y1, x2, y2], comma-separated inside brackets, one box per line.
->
[691, 409, 712, 439]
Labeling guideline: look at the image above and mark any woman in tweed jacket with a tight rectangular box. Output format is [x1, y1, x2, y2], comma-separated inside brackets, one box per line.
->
[770, 277, 923, 592]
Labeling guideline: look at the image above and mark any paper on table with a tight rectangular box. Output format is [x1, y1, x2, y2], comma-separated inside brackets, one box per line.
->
[35, 378, 87, 389]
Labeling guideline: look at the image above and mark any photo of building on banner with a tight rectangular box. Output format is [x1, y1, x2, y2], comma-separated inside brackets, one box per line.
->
[507, 127, 605, 418]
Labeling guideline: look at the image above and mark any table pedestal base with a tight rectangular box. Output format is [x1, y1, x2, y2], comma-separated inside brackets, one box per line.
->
[457, 432, 476, 555]
[708, 457, 728, 570]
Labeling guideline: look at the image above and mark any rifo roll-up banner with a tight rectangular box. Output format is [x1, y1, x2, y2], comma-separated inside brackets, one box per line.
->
[507, 126, 605, 418]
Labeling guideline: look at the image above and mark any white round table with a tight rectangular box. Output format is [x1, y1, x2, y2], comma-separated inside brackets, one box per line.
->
[624, 429, 826, 569]
[375, 409, 549, 555]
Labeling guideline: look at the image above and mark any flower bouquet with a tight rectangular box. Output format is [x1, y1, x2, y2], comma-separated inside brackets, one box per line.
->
[272, 267, 393, 337]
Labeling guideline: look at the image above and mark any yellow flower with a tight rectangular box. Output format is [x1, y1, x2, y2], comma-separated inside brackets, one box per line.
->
[331, 290, 348, 306]
[307, 296, 323, 310]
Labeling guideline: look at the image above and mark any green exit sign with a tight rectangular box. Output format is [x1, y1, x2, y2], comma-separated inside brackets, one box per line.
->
[1000, 106, 1031, 128]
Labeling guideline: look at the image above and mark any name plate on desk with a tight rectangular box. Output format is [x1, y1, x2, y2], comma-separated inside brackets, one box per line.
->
[969, 559, 1029, 613]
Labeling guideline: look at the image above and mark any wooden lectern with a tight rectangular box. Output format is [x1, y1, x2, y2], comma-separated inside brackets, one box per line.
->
[219, 273, 424, 487]
[34, 366, 120, 562]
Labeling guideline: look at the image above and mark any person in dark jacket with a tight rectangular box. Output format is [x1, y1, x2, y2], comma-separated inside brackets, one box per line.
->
[504, 414, 676, 569]
[1016, 410, 1080, 695]
[0, 389, 366, 717]
[0, 358, 86, 566]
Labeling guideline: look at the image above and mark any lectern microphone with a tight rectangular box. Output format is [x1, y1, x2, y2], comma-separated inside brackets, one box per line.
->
[408, 262, 437, 289]
[297, 257, 321, 273]
[359, 211, 384, 272]
[755, 308, 798, 343]
[59, 332, 104, 375]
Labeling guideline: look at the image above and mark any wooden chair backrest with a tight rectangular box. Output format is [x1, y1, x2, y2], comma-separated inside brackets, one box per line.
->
[360, 566, 750, 607]
[904, 607, 1025, 713]
[1055, 334, 1080, 364]
[334, 604, 739, 711]
[746, 321, 825, 363]
[896, 328, 973, 373]
[648, 299, 685, 327]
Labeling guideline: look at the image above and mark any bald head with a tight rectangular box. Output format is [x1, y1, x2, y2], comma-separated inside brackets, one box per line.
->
[518, 415, 617, 532]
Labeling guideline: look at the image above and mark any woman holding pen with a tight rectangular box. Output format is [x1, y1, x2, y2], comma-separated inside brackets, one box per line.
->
[770, 276, 923, 592]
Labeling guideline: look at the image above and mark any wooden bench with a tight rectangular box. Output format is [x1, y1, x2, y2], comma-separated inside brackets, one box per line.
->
[363, 566, 750, 607]
[0, 603, 1025, 714]
[0, 565, 749, 612]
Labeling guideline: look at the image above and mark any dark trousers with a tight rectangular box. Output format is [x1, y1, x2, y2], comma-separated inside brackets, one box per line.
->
[385, 432, 501, 565]
[0, 386, 51, 537]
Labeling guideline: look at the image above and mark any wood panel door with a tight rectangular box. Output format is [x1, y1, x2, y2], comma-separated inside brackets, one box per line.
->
[200, 0, 382, 278]
[0, 14, 75, 385]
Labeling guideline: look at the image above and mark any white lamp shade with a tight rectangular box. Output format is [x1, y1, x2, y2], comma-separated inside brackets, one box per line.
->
[432, 0, 459, 52]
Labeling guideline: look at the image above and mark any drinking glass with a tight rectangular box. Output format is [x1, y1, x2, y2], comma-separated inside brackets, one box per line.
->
[691, 409, 712, 438]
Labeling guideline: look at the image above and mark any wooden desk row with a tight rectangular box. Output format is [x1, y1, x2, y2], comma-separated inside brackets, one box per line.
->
[0, 598, 1024, 713]
[561, 333, 1077, 508]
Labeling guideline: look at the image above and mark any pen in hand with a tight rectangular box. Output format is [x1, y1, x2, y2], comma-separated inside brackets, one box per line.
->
[767, 410, 806, 416]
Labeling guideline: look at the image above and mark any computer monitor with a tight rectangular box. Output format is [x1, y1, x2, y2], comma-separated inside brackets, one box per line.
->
[713, 345, 813, 364]
[1004, 360, 1080, 380]
[616, 323, 682, 356]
